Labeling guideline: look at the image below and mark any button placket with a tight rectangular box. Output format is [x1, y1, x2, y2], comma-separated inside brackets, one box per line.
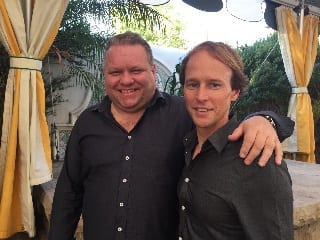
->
[115, 136, 133, 239]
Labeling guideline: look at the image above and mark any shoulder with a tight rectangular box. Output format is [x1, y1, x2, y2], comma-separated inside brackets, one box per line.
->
[238, 157, 292, 195]
[159, 91, 185, 106]
[72, 99, 109, 129]
[155, 92, 189, 116]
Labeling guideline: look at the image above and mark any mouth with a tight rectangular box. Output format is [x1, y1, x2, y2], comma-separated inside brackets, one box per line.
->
[194, 107, 210, 112]
[119, 89, 137, 94]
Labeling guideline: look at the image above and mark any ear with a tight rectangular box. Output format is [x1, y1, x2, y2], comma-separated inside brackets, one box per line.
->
[151, 64, 157, 81]
[231, 89, 240, 102]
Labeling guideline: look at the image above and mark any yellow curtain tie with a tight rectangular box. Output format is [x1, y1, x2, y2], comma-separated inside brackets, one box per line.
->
[10, 56, 42, 71]
[292, 87, 308, 94]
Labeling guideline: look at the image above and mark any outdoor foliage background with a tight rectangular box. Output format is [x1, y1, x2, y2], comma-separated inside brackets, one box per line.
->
[0, 0, 320, 159]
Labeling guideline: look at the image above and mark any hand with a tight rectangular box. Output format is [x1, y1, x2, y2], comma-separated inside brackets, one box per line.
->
[228, 116, 283, 166]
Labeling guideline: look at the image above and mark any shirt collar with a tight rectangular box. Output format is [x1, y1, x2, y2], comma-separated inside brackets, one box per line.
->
[207, 117, 239, 153]
[183, 117, 239, 154]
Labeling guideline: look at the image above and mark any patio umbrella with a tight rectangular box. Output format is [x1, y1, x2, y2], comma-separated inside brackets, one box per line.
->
[141, 0, 223, 11]
[276, 5, 319, 163]
[0, 0, 68, 237]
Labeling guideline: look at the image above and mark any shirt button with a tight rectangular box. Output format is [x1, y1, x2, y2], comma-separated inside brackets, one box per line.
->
[122, 178, 127, 183]
[120, 202, 124, 207]
[181, 205, 186, 210]
[128, 135, 132, 140]
[184, 177, 190, 183]
[125, 156, 130, 160]
[117, 227, 123, 232]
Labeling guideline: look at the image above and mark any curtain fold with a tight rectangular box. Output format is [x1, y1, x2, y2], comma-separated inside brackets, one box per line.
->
[0, 0, 69, 237]
[276, 6, 319, 163]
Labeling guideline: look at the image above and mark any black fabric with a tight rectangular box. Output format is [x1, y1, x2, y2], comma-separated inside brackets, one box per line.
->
[48, 89, 294, 240]
[48, 91, 193, 240]
[178, 118, 294, 240]
[182, 0, 223, 12]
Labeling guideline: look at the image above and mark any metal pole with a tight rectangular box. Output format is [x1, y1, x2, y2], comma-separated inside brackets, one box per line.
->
[299, 0, 305, 36]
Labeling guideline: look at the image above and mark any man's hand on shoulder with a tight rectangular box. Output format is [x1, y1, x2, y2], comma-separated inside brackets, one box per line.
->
[228, 115, 282, 167]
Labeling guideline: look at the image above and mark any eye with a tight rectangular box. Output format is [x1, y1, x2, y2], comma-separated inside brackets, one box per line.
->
[131, 69, 143, 74]
[109, 71, 120, 76]
[208, 81, 220, 89]
[185, 81, 199, 90]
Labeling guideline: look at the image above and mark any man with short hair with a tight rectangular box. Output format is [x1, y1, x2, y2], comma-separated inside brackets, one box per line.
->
[178, 41, 293, 239]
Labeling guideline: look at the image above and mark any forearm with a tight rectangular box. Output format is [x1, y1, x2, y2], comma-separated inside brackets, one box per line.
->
[245, 111, 295, 142]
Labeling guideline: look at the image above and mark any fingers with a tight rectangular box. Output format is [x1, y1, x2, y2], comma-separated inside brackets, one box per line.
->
[228, 123, 243, 141]
[237, 115, 282, 166]
[274, 139, 283, 165]
[242, 129, 268, 165]
[239, 130, 256, 160]
[255, 136, 277, 167]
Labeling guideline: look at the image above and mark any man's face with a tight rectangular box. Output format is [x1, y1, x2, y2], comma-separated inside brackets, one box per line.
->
[104, 44, 157, 114]
[183, 50, 240, 136]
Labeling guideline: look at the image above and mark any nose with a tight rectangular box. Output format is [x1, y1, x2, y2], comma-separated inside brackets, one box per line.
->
[196, 86, 209, 101]
[120, 71, 134, 85]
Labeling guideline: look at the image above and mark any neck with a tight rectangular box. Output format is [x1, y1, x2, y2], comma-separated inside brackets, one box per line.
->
[196, 128, 213, 147]
[111, 104, 145, 132]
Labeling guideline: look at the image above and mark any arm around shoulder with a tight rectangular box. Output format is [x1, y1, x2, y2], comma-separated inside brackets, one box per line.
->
[246, 111, 295, 142]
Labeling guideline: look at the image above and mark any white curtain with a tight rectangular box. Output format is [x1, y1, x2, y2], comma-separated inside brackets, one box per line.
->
[0, 0, 69, 237]
[276, 6, 319, 163]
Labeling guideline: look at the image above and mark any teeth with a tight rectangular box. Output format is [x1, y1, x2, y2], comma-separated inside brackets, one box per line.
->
[121, 89, 135, 93]
[197, 108, 207, 112]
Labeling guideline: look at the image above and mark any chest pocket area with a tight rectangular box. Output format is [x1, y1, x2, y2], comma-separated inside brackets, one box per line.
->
[133, 143, 175, 183]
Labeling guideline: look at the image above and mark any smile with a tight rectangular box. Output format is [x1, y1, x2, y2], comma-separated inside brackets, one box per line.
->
[195, 108, 210, 112]
[120, 89, 137, 93]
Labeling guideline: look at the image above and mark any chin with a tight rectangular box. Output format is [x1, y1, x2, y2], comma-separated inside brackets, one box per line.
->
[194, 122, 211, 128]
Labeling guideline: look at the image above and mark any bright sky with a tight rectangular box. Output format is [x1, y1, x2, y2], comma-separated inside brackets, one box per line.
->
[167, 0, 276, 48]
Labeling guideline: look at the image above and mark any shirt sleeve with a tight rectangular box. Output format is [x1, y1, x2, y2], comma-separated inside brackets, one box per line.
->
[245, 111, 295, 142]
[233, 160, 294, 240]
[48, 125, 83, 240]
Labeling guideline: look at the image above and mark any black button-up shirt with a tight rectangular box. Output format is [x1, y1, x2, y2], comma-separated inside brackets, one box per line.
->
[49, 91, 193, 240]
[49, 88, 294, 240]
[178, 118, 294, 240]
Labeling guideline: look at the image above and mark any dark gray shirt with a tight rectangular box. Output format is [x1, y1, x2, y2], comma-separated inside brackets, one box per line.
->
[178, 118, 294, 240]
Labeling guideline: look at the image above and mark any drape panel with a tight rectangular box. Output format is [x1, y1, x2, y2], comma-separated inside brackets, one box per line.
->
[0, 0, 68, 237]
[276, 6, 319, 163]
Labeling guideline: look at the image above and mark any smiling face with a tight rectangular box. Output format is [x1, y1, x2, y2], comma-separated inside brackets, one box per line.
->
[183, 50, 240, 139]
[104, 44, 157, 114]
